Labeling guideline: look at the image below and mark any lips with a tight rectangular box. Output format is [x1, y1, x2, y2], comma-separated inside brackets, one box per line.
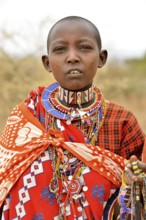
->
[67, 69, 82, 75]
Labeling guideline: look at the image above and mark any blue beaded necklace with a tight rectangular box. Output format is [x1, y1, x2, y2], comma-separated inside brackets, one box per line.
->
[41, 82, 106, 124]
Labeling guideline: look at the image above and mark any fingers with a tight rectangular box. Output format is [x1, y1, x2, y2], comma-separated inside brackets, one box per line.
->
[123, 155, 146, 185]
[124, 167, 138, 185]
[129, 155, 138, 162]
[138, 161, 146, 172]
[128, 155, 146, 173]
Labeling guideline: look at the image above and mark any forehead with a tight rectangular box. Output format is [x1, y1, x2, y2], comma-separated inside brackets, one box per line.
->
[49, 20, 98, 44]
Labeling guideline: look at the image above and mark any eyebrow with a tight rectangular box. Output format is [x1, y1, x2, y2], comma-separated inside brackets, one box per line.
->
[50, 38, 96, 46]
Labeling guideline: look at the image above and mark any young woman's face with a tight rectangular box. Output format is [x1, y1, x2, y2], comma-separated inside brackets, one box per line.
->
[46, 21, 104, 90]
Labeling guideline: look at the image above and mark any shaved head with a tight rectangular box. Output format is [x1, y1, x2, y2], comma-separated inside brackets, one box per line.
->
[47, 16, 102, 53]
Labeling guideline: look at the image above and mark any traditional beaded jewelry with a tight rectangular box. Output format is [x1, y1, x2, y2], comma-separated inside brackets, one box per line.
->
[41, 82, 105, 121]
[142, 175, 146, 219]
[42, 82, 106, 145]
[42, 82, 107, 218]
[118, 160, 146, 220]
[48, 146, 60, 194]
[58, 84, 94, 106]
[48, 146, 88, 218]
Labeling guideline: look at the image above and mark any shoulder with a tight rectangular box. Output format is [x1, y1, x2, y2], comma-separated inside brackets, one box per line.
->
[104, 100, 144, 134]
[24, 86, 46, 113]
[25, 86, 46, 103]
[104, 100, 145, 138]
[27, 86, 46, 100]
[105, 100, 136, 121]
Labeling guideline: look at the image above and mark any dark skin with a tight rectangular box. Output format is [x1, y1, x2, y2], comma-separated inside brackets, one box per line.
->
[113, 155, 146, 219]
[124, 155, 146, 184]
[42, 18, 146, 218]
[42, 19, 146, 183]
[42, 20, 107, 93]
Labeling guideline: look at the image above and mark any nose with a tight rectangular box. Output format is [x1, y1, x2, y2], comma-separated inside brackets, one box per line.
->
[66, 49, 80, 63]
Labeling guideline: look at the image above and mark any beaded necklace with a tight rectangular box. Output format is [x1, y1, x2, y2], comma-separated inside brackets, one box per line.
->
[42, 82, 106, 144]
[119, 160, 146, 220]
[41, 82, 107, 218]
[58, 84, 94, 106]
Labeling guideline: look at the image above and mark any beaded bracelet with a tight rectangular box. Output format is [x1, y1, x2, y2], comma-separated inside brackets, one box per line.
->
[118, 160, 146, 220]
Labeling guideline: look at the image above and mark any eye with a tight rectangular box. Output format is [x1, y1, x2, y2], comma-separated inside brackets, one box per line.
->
[79, 44, 93, 50]
[53, 46, 66, 53]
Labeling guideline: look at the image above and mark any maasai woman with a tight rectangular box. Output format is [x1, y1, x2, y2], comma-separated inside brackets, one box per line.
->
[0, 16, 145, 220]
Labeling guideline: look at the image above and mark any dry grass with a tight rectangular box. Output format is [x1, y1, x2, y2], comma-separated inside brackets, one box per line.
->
[0, 55, 146, 135]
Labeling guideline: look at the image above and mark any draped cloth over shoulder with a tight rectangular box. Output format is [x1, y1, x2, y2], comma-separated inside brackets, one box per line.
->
[142, 138, 146, 162]
[0, 101, 125, 207]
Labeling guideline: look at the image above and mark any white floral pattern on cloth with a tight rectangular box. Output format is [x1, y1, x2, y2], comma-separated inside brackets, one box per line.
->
[15, 122, 43, 146]
[0, 102, 126, 208]
[0, 104, 56, 207]
[63, 142, 125, 185]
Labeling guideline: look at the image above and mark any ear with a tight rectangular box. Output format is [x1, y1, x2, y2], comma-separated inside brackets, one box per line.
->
[98, 50, 108, 68]
[42, 55, 52, 72]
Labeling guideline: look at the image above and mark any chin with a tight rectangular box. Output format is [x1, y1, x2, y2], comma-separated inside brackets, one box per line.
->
[63, 84, 83, 91]
[62, 84, 91, 91]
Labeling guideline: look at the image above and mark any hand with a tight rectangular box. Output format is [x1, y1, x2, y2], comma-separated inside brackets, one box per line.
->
[123, 155, 146, 185]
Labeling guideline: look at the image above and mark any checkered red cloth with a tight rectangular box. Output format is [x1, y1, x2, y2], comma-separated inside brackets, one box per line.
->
[96, 100, 145, 159]
[26, 87, 145, 160]
[0, 85, 145, 220]
[142, 140, 146, 162]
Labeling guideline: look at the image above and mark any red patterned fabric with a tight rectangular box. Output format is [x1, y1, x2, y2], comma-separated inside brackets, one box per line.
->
[0, 101, 124, 204]
[1, 151, 117, 220]
[26, 86, 145, 160]
[0, 85, 145, 220]
[0, 102, 124, 220]
[142, 139, 146, 162]
[96, 101, 144, 159]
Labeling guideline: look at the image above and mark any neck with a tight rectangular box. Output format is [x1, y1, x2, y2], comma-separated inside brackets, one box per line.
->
[58, 85, 94, 108]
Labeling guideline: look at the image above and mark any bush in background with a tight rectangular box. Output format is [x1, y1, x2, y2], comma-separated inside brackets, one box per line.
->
[0, 52, 146, 134]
